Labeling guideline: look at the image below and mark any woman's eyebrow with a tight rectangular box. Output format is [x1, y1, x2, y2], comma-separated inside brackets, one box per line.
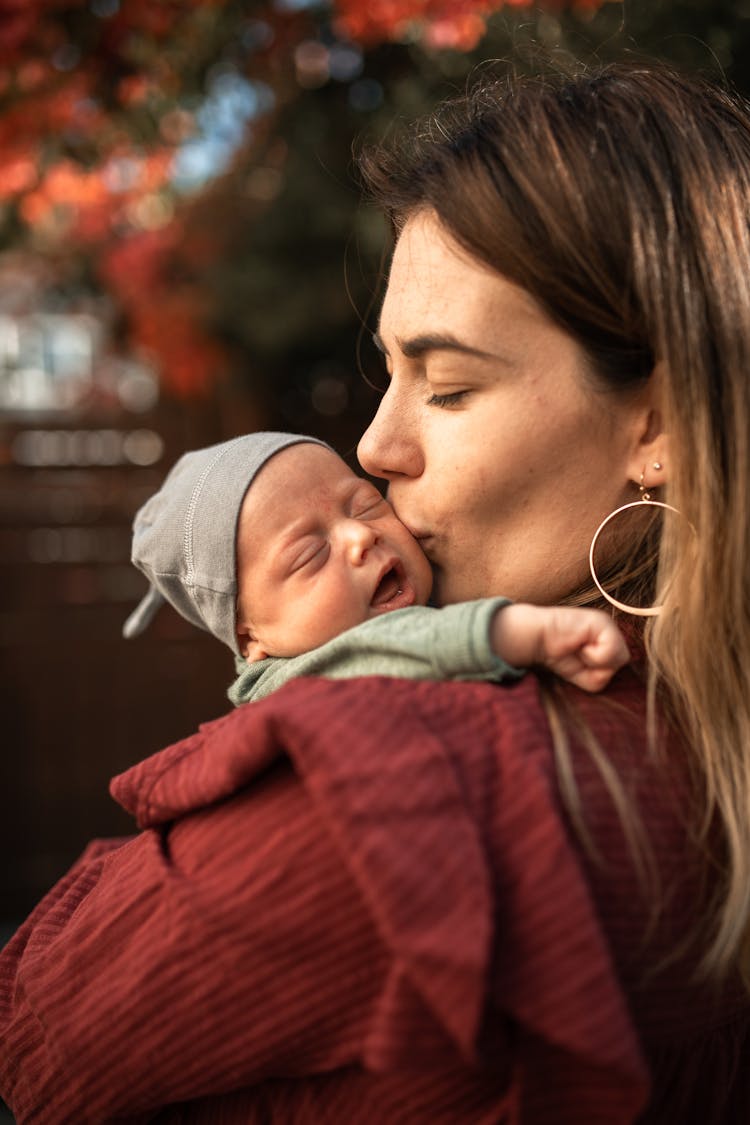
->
[372, 329, 510, 364]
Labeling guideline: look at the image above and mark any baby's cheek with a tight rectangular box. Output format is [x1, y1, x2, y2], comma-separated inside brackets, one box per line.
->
[297, 591, 361, 651]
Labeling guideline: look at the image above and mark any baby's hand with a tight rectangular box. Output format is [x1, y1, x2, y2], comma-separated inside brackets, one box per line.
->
[491, 604, 630, 693]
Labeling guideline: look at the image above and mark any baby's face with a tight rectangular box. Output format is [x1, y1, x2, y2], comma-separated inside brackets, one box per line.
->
[235, 444, 433, 661]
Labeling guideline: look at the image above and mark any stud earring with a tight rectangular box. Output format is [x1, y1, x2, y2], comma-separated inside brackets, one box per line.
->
[639, 470, 652, 502]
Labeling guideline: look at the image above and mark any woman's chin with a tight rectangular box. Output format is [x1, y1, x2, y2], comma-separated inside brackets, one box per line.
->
[431, 568, 504, 607]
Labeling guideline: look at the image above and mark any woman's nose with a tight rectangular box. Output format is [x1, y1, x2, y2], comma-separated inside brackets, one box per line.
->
[341, 519, 378, 565]
[357, 386, 424, 481]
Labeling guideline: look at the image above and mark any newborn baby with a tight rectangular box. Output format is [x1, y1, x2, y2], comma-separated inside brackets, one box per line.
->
[123, 433, 628, 703]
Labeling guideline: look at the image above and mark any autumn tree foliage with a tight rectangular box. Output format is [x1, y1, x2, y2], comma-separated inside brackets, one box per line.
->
[0, 0, 626, 400]
[333, 0, 606, 50]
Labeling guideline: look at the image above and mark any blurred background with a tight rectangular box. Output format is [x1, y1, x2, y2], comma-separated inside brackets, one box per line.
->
[2, 0, 750, 959]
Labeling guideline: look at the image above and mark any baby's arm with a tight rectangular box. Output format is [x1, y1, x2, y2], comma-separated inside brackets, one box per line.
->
[230, 598, 519, 705]
[229, 600, 627, 707]
[491, 604, 629, 693]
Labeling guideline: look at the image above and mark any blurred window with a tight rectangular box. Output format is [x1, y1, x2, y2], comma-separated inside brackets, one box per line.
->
[0, 313, 101, 413]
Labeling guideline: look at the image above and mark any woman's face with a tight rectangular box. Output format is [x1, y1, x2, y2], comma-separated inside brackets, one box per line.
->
[357, 211, 649, 606]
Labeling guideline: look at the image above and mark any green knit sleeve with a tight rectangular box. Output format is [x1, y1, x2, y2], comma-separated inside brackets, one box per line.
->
[229, 598, 525, 705]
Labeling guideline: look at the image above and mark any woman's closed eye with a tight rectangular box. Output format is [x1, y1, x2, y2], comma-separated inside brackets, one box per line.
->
[426, 390, 468, 408]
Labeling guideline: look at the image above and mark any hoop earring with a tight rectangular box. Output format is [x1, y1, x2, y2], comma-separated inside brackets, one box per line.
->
[588, 471, 681, 617]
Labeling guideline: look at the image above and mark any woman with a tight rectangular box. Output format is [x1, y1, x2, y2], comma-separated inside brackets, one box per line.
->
[1, 62, 749, 1123]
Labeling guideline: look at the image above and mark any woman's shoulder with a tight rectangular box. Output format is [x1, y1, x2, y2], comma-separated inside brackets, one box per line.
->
[108, 670, 737, 1086]
[112, 666, 651, 833]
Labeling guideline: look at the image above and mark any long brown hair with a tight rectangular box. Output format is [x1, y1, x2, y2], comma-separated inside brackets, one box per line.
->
[359, 61, 750, 985]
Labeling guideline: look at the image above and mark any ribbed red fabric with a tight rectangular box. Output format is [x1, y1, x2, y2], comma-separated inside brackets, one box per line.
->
[1, 668, 748, 1123]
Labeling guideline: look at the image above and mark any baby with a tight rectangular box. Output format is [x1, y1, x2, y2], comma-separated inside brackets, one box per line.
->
[123, 433, 629, 703]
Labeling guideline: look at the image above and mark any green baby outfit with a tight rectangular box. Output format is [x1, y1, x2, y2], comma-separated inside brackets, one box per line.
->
[229, 596, 522, 705]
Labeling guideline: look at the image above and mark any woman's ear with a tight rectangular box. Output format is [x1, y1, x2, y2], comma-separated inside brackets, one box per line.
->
[625, 362, 670, 490]
[627, 424, 670, 492]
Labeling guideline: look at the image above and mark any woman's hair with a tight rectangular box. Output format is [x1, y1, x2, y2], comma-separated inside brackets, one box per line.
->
[359, 61, 750, 986]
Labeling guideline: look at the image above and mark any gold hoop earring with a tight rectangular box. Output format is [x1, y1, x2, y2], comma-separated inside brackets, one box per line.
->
[588, 471, 681, 617]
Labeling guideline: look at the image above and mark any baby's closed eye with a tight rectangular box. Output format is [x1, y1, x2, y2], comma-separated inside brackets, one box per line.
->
[288, 537, 329, 573]
[351, 489, 389, 519]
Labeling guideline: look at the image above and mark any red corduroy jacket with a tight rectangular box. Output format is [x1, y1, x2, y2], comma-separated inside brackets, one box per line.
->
[1, 669, 748, 1123]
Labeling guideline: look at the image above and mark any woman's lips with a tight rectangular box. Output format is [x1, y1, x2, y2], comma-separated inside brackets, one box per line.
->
[401, 520, 431, 540]
[410, 531, 437, 561]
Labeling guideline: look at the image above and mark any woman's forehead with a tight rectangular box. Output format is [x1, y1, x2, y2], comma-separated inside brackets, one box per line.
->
[380, 211, 542, 351]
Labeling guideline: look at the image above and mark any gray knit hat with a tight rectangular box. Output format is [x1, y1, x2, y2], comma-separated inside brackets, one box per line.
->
[123, 432, 330, 656]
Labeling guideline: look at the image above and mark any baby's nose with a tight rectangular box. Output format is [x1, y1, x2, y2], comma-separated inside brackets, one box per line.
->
[343, 520, 378, 564]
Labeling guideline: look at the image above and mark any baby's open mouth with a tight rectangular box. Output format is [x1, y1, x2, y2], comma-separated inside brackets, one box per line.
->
[371, 563, 404, 607]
